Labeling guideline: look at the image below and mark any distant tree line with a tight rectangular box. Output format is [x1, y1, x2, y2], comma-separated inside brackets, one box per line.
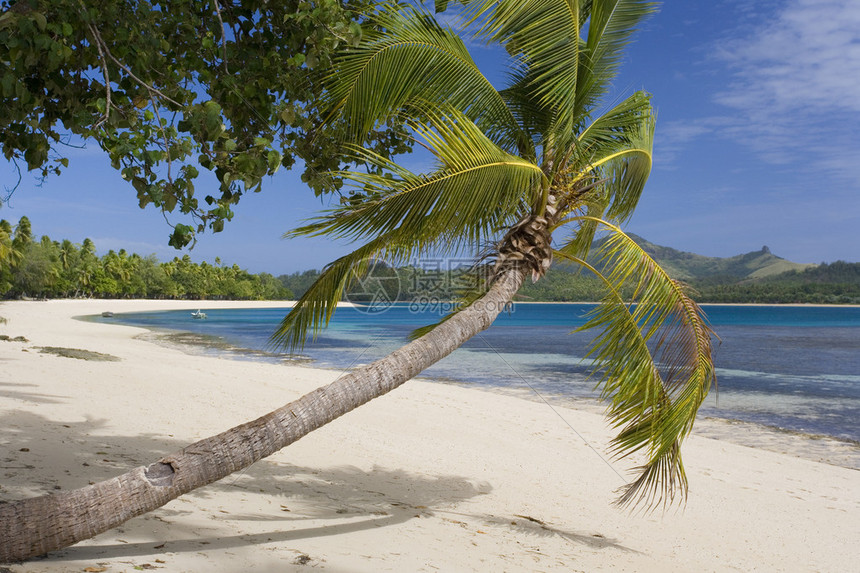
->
[691, 261, 860, 304]
[279, 261, 860, 305]
[6, 215, 851, 304]
[278, 265, 629, 304]
[0, 216, 292, 300]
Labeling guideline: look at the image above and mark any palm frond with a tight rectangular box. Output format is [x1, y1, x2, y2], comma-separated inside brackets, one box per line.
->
[434, 0, 450, 13]
[601, 110, 655, 222]
[270, 234, 408, 352]
[556, 219, 716, 509]
[470, 0, 584, 136]
[576, 91, 654, 155]
[0, 226, 11, 263]
[575, 0, 658, 118]
[293, 105, 546, 252]
[326, 3, 523, 151]
[571, 106, 655, 223]
[499, 63, 552, 160]
[554, 189, 611, 260]
[549, 93, 653, 256]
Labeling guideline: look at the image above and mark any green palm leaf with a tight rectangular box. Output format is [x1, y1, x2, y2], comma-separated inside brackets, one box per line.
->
[498, 64, 553, 160]
[468, 0, 584, 137]
[271, 234, 410, 352]
[553, 94, 655, 256]
[0, 225, 11, 264]
[557, 219, 716, 508]
[575, 91, 654, 157]
[295, 105, 546, 250]
[460, 0, 655, 153]
[326, 3, 523, 151]
[574, 0, 658, 119]
[572, 104, 655, 222]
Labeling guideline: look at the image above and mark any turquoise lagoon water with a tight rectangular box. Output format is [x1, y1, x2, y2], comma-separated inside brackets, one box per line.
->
[104, 303, 860, 442]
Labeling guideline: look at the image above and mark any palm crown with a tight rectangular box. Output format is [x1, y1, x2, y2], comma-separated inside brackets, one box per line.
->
[274, 0, 716, 508]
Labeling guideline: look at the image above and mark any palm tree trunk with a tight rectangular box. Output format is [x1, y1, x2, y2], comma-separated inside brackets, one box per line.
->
[0, 268, 525, 563]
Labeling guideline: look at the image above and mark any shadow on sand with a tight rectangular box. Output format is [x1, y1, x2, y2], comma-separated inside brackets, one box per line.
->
[2, 405, 634, 564]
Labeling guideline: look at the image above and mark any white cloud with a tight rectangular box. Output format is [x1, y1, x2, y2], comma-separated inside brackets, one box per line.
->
[654, 117, 732, 167]
[715, 0, 860, 113]
[710, 0, 860, 176]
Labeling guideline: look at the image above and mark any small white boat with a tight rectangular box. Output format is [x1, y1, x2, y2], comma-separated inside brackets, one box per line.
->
[101, 311, 114, 318]
[191, 310, 207, 319]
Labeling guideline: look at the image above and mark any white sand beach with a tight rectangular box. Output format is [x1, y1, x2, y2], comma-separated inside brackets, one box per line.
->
[1, 299, 858, 572]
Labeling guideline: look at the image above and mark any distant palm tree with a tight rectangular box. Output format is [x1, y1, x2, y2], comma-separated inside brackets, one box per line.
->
[0, 1, 715, 561]
[12, 215, 32, 250]
[58, 239, 75, 271]
[1, 217, 29, 270]
[0, 219, 13, 266]
[81, 237, 96, 258]
[103, 249, 133, 286]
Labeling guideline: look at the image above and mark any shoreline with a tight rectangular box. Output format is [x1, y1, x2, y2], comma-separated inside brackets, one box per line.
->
[139, 317, 860, 470]
[1, 299, 859, 571]
[9, 297, 860, 309]
[92, 301, 860, 468]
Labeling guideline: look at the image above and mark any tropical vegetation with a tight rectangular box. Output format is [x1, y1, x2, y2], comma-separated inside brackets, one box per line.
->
[0, 0, 408, 247]
[4, 214, 852, 304]
[0, 216, 291, 300]
[694, 262, 860, 304]
[1, 0, 717, 562]
[278, 251, 860, 305]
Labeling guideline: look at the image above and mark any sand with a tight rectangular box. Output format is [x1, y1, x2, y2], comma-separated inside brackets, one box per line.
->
[1, 299, 858, 572]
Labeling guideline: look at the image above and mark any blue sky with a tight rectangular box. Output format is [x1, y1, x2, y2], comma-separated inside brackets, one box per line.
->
[2, 0, 858, 273]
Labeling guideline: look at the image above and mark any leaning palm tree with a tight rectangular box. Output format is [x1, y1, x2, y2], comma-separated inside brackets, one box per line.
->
[0, 0, 715, 562]
[279, 0, 715, 506]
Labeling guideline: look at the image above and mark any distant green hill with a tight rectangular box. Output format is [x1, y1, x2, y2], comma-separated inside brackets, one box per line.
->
[279, 236, 858, 304]
[694, 260, 860, 304]
[540, 235, 859, 303]
[595, 233, 816, 281]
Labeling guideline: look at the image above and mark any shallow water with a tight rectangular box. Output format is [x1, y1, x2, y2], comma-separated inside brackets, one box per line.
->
[106, 303, 860, 442]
